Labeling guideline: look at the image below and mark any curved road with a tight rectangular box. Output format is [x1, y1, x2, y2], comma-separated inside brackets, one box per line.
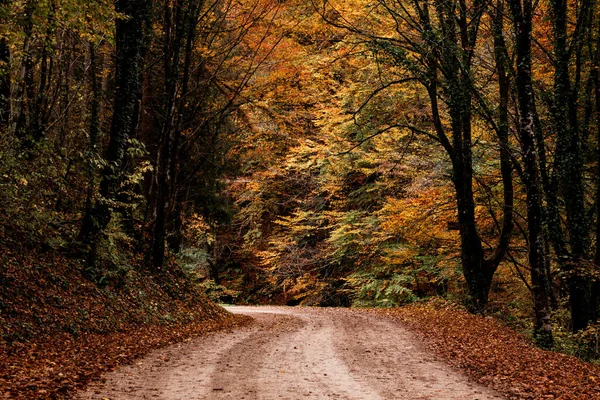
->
[77, 306, 503, 399]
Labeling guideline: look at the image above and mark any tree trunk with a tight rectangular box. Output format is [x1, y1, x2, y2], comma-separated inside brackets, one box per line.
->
[509, 0, 553, 348]
[416, 0, 512, 314]
[101, 0, 151, 201]
[452, 157, 489, 313]
[14, 0, 35, 140]
[152, 0, 199, 268]
[210, 221, 220, 284]
[80, 0, 152, 270]
[29, 0, 56, 143]
[151, 0, 182, 269]
[550, 0, 594, 332]
[0, 0, 10, 128]
[486, 0, 515, 284]
[593, 25, 600, 322]
[79, 42, 103, 247]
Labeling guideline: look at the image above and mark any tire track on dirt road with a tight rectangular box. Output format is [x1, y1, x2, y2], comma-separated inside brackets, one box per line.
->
[77, 306, 504, 400]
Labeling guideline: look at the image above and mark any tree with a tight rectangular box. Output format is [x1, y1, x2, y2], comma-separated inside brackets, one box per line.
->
[507, 0, 554, 348]
[546, 0, 597, 332]
[80, 0, 152, 270]
[316, 0, 514, 313]
[149, 0, 202, 268]
[146, 0, 282, 269]
[0, 0, 10, 128]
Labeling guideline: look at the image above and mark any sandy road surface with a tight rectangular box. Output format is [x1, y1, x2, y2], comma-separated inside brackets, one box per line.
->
[77, 306, 504, 400]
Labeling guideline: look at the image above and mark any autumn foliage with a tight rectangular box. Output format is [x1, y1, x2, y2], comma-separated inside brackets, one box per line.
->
[2, 0, 600, 396]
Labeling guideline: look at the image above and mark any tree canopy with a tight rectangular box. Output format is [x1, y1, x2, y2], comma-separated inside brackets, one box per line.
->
[1, 0, 600, 358]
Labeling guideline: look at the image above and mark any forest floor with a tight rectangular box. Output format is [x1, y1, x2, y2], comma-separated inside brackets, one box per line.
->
[77, 306, 504, 400]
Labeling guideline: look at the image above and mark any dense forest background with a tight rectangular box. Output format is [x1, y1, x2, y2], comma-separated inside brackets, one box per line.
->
[2, 0, 600, 361]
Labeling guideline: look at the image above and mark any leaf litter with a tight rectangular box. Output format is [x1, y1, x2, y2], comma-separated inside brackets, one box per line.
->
[374, 300, 600, 400]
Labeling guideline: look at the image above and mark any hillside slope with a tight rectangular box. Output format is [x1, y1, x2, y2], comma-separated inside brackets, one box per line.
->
[0, 242, 249, 399]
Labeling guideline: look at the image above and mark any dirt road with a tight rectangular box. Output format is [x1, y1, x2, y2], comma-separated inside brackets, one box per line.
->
[77, 306, 504, 399]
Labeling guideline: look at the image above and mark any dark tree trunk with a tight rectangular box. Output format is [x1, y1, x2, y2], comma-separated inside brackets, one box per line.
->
[166, 203, 184, 253]
[151, 0, 183, 269]
[79, 42, 103, 247]
[14, 0, 35, 140]
[550, 0, 594, 332]
[487, 0, 515, 283]
[532, 99, 562, 311]
[593, 25, 600, 322]
[509, 0, 553, 348]
[0, 0, 10, 128]
[152, 0, 199, 268]
[0, 46, 9, 130]
[164, 6, 196, 256]
[80, 0, 152, 270]
[210, 221, 220, 284]
[29, 0, 56, 143]
[426, 0, 511, 314]
[395, 0, 512, 314]
[454, 170, 490, 313]
[101, 0, 151, 201]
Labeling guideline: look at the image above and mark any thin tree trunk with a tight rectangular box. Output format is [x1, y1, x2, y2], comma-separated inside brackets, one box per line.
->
[0, 0, 10, 128]
[487, 0, 514, 273]
[14, 0, 35, 140]
[151, 0, 182, 269]
[211, 220, 220, 284]
[0, 45, 9, 127]
[165, 4, 198, 255]
[79, 42, 102, 248]
[30, 0, 57, 143]
[593, 23, 600, 322]
[152, 0, 200, 267]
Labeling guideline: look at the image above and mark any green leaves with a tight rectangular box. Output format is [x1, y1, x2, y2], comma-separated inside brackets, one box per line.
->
[347, 265, 417, 307]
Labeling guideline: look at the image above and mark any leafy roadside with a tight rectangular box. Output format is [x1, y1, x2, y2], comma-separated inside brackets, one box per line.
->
[0, 243, 251, 399]
[375, 301, 600, 399]
[0, 314, 250, 399]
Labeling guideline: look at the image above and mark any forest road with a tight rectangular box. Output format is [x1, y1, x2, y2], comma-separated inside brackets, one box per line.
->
[77, 306, 504, 400]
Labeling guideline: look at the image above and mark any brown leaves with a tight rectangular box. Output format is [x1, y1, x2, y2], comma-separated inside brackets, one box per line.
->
[0, 243, 252, 399]
[0, 315, 251, 399]
[376, 301, 600, 400]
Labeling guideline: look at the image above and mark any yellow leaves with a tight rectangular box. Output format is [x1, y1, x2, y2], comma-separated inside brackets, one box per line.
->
[380, 186, 458, 248]
[184, 214, 213, 247]
[380, 245, 416, 267]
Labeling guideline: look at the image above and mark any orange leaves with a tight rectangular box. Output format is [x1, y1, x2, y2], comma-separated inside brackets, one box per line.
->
[380, 186, 458, 249]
